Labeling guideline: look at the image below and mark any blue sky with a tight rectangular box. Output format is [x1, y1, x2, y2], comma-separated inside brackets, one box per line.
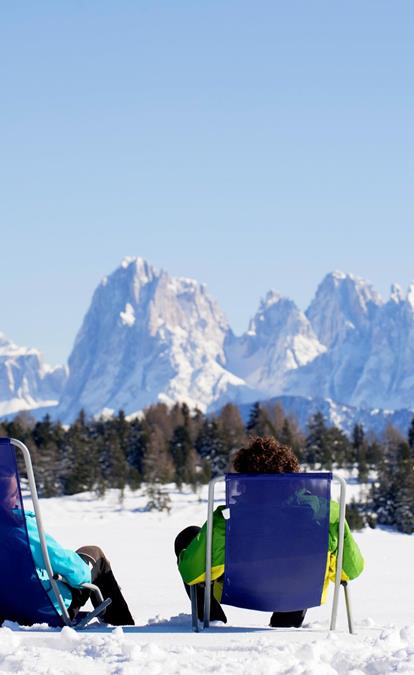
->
[1, 1, 414, 364]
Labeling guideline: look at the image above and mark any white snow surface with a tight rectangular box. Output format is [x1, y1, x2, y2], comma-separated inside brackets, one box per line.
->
[1, 483, 413, 674]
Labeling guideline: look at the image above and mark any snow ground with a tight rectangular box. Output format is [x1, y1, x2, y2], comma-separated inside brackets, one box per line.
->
[0, 483, 413, 674]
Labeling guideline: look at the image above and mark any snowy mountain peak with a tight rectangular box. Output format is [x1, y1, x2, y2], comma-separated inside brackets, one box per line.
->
[261, 290, 284, 309]
[407, 282, 414, 309]
[247, 292, 296, 338]
[57, 259, 250, 422]
[0, 332, 67, 417]
[390, 283, 404, 304]
[330, 270, 348, 282]
[226, 289, 325, 397]
[306, 271, 382, 347]
[118, 256, 158, 288]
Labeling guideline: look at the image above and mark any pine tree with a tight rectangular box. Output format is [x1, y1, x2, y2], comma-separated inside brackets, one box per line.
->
[393, 443, 414, 533]
[366, 439, 383, 468]
[31, 415, 65, 497]
[196, 419, 229, 478]
[170, 424, 196, 488]
[326, 426, 351, 469]
[345, 499, 365, 531]
[268, 403, 286, 437]
[305, 412, 331, 468]
[64, 412, 98, 495]
[371, 458, 394, 526]
[246, 402, 275, 437]
[350, 423, 365, 468]
[216, 403, 246, 464]
[408, 416, 414, 453]
[143, 427, 175, 484]
[125, 418, 148, 488]
[357, 445, 369, 483]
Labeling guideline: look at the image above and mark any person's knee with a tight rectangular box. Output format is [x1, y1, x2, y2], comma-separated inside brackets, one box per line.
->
[76, 545, 107, 566]
[174, 526, 201, 559]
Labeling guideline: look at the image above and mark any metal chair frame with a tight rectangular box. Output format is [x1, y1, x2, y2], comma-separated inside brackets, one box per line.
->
[1, 438, 111, 629]
[191, 472, 353, 634]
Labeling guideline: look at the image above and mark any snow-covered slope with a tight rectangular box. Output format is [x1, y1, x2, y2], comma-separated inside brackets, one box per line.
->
[0, 332, 66, 416]
[0, 485, 412, 674]
[286, 272, 414, 411]
[352, 283, 414, 409]
[225, 291, 325, 396]
[306, 271, 383, 349]
[57, 258, 253, 422]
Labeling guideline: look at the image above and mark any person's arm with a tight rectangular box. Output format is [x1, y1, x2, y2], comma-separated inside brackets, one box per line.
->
[328, 501, 365, 581]
[24, 512, 91, 587]
[178, 506, 226, 585]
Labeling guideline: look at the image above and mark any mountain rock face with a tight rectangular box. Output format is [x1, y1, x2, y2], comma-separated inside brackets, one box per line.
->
[57, 257, 252, 421]
[351, 283, 414, 409]
[0, 333, 67, 416]
[286, 272, 414, 411]
[225, 291, 326, 396]
[306, 271, 383, 348]
[3, 261, 414, 427]
[52, 263, 414, 422]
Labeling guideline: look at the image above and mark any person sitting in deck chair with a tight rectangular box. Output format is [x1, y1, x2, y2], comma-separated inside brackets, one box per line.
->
[175, 436, 364, 628]
[0, 467, 134, 625]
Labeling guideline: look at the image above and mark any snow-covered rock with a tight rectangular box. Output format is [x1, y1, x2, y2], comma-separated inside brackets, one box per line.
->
[57, 258, 253, 422]
[306, 271, 382, 348]
[0, 332, 66, 417]
[5, 262, 414, 425]
[352, 284, 414, 409]
[285, 273, 414, 411]
[226, 291, 325, 396]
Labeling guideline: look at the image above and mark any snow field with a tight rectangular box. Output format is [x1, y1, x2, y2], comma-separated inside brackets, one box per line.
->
[0, 484, 413, 674]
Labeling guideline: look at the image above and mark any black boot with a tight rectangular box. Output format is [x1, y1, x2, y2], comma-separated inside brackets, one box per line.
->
[194, 584, 227, 623]
[94, 570, 135, 626]
[270, 609, 307, 628]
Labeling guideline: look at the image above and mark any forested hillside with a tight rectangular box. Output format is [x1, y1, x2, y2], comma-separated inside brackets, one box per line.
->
[2, 401, 414, 534]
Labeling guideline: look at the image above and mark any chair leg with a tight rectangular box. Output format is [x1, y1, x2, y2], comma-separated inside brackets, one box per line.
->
[342, 581, 354, 634]
[190, 584, 199, 632]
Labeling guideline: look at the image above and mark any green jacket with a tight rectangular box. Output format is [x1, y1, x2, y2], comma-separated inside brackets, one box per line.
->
[178, 498, 364, 605]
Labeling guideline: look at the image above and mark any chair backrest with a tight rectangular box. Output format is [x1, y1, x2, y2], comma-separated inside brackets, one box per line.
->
[0, 438, 63, 627]
[221, 472, 332, 612]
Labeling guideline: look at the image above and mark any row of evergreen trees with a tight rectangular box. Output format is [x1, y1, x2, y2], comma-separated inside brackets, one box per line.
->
[1, 401, 413, 533]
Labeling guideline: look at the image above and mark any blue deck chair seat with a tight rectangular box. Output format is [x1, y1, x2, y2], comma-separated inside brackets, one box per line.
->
[222, 473, 331, 612]
[0, 438, 111, 628]
[193, 471, 353, 633]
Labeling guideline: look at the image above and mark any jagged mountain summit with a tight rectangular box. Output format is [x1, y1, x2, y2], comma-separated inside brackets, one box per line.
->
[306, 271, 383, 348]
[286, 272, 414, 410]
[56, 257, 254, 421]
[2, 262, 414, 426]
[0, 332, 67, 416]
[225, 290, 326, 396]
[351, 282, 414, 409]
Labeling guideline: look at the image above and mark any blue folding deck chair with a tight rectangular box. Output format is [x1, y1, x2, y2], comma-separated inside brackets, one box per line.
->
[191, 472, 353, 633]
[0, 437, 111, 629]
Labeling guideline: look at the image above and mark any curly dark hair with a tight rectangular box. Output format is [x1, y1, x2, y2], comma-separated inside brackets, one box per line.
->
[232, 436, 300, 474]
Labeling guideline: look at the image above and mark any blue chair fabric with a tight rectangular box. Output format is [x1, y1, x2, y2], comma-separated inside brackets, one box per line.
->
[221, 472, 332, 612]
[0, 437, 63, 627]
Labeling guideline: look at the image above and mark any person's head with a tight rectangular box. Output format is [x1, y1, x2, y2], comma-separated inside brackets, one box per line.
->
[233, 436, 300, 474]
[0, 468, 19, 511]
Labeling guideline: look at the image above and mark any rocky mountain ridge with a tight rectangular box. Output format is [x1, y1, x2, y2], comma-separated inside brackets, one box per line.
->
[2, 258, 414, 430]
